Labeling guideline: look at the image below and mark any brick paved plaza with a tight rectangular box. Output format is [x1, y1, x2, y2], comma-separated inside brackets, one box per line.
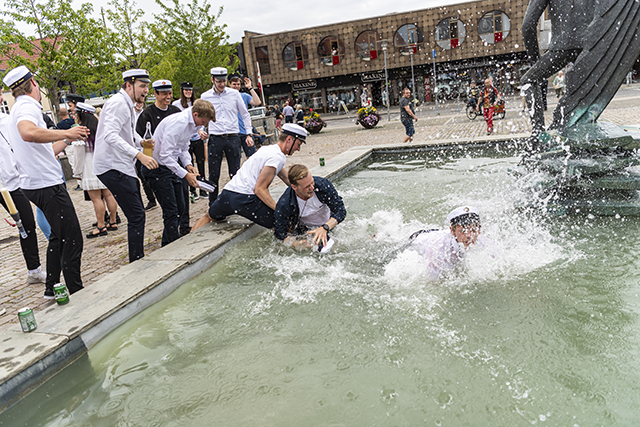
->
[1, 86, 639, 328]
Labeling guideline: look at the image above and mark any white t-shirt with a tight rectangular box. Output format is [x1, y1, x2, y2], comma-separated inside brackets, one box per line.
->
[172, 99, 191, 111]
[0, 112, 24, 191]
[296, 192, 330, 227]
[8, 95, 64, 190]
[224, 144, 285, 195]
[411, 230, 463, 281]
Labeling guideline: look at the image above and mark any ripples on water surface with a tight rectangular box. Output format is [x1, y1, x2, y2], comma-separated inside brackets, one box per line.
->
[3, 146, 640, 426]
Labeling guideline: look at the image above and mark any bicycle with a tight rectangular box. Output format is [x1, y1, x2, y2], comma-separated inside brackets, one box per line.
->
[466, 99, 506, 120]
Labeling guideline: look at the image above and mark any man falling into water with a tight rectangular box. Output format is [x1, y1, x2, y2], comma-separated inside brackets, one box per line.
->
[410, 206, 492, 281]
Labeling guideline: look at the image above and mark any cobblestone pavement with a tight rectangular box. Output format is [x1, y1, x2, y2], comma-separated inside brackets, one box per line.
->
[1, 87, 639, 328]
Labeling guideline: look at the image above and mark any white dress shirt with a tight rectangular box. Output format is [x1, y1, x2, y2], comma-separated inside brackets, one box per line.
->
[0, 112, 24, 191]
[8, 95, 64, 190]
[152, 108, 195, 178]
[200, 87, 251, 135]
[94, 89, 142, 178]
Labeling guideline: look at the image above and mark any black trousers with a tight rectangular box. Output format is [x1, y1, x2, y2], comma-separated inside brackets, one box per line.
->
[98, 170, 146, 263]
[0, 188, 41, 271]
[180, 177, 190, 233]
[142, 165, 185, 246]
[208, 134, 241, 203]
[135, 159, 156, 204]
[22, 184, 84, 294]
[208, 189, 275, 228]
[189, 139, 206, 195]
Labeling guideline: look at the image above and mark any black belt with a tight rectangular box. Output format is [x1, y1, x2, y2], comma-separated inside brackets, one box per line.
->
[212, 133, 238, 138]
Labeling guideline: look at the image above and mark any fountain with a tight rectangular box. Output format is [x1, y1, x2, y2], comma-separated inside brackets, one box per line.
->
[519, 0, 640, 215]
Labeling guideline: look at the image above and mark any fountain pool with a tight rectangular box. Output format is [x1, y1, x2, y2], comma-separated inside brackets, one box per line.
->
[2, 145, 640, 426]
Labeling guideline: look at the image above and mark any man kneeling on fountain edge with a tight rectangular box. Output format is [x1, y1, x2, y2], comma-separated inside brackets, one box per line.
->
[274, 164, 346, 253]
[410, 206, 492, 280]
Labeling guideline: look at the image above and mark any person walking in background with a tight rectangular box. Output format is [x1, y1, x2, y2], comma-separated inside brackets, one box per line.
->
[282, 101, 294, 124]
[200, 67, 253, 203]
[399, 87, 418, 143]
[0, 90, 46, 285]
[295, 104, 305, 127]
[94, 69, 158, 263]
[3, 65, 88, 298]
[56, 107, 75, 130]
[477, 78, 500, 135]
[228, 73, 260, 158]
[73, 102, 120, 239]
[553, 71, 565, 99]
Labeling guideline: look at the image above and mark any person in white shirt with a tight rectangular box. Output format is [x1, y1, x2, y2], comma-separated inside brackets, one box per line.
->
[192, 123, 307, 231]
[3, 65, 89, 299]
[200, 67, 253, 203]
[410, 206, 491, 281]
[0, 90, 46, 285]
[94, 69, 159, 263]
[142, 99, 215, 246]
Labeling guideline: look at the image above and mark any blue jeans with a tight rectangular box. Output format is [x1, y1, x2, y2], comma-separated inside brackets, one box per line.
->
[142, 165, 185, 246]
[239, 134, 256, 157]
[402, 119, 415, 137]
[98, 170, 146, 263]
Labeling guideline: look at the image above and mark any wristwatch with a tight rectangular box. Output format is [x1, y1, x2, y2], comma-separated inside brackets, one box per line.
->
[322, 224, 330, 232]
[63, 139, 71, 146]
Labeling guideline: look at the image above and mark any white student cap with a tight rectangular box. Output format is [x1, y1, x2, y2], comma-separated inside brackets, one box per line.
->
[281, 123, 308, 143]
[447, 206, 481, 227]
[210, 67, 228, 79]
[122, 69, 151, 83]
[3, 65, 32, 89]
[75, 102, 96, 114]
[152, 80, 172, 92]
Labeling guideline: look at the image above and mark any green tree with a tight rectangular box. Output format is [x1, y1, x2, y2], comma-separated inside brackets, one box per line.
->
[153, 0, 239, 97]
[0, 0, 113, 118]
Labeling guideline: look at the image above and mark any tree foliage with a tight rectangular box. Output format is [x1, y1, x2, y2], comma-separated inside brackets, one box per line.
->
[0, 0, 113, 117]
[153, 0, 239, 97]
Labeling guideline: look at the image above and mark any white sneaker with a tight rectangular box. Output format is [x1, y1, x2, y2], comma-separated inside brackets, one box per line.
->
[27, 266, 46, 284]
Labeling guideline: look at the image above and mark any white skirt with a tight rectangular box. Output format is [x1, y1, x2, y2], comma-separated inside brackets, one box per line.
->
[81, 151, 107, 191]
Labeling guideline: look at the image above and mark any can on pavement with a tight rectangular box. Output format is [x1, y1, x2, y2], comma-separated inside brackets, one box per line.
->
[54, 283, 70, 305]
[319, 157, 325, 166]
[18, 307, 37, 332]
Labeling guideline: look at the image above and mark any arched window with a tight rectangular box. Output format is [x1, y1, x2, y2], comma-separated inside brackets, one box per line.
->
[394, 24, 424, 55]
[283, 42, 309, 71]
[435, 18, 466, 50]
[478, 11, 511, 44]
[355, 30, 381, 61]
[318, 36, 345, 66]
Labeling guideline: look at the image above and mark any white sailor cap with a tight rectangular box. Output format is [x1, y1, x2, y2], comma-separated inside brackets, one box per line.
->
[210, 67, 228, 79]
[75, 102, 95, 114]
[122, 69, 150, 83]
[281, 123, 308, 142]
[447, 206, 481, 227]
[152, 80, 172, 92]
[3, 65, 33, 90]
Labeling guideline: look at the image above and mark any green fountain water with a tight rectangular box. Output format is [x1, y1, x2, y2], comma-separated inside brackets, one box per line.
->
[2, 146, 640, 426]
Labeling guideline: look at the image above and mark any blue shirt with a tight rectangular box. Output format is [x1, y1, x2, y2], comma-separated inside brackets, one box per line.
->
[237, 92, 252, 135]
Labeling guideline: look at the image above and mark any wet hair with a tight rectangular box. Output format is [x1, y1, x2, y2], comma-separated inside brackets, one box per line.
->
[288, 164, 309, 185]
[450, 213, 480, 228]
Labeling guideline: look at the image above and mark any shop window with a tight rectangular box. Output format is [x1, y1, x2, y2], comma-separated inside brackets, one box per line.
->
[255, 46, 271, 75]
[318, 36, 345, 66]
[435, 18, 466, 50]
[355, 30, 381, 61]
[478, 11, 511, 44]
[394, 24, 424, 55]
[283, 42, 309, 71]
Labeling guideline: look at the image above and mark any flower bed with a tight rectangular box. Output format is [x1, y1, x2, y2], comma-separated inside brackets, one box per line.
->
[304, 111, 327, 134]
[355, 106, 380, 129]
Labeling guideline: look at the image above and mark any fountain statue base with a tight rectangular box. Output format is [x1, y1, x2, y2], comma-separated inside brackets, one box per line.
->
[515, 122, 640, 216]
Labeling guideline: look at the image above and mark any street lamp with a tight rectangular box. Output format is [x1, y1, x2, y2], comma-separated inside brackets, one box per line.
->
[410, 45, 416, 103]
[381, 41, 390, 121]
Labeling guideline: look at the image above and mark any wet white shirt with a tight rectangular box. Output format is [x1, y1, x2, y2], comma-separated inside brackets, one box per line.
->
[152, 108, 195, 178]
[0, 112, 23, 191]
[297, 192, 330, 227]
[224, 144, 285, 195]
[8, 95, 64, 190]
[94, 89, 142, 178]
[411, 230, 464, 281]
[200, 87, 251, 135]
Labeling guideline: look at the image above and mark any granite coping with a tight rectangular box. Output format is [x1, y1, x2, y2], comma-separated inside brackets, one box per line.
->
[0, 135, 518, 411]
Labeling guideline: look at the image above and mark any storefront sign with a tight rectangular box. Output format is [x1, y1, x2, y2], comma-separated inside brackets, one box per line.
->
[361, 72, 385, 83]
[292, 80, 317, 91]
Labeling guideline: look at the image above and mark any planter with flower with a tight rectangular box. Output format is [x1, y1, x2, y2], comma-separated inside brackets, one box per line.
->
[304, 111, 327, 134]
[356, 106, 380, 129]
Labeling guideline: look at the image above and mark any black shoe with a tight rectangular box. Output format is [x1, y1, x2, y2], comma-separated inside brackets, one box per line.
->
[180, 228, 191, 236]
[43, 289, 55, 299]
[74, 184, 82, 191]
[115, 213, 122, 224]
[200, 190, 207, 198]
[144, 201, 157, 210]
[87, 227, 108, 238]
